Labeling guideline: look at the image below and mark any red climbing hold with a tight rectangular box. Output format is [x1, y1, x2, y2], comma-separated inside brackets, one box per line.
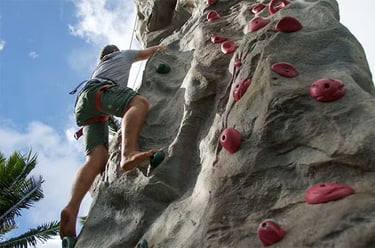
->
[211, 35, 227, 44]
[248, 16, 270, 32]
[269, 0, 290, 15]
[206, 0, 217, 5]
[233, 78, 251, 101]
[221, 41, 236, 54]
[271, 62, 298, 78]
[309, 78, 345, 102]
[258, 220, 285, 246]
[234, 58, 242, 67]
[275, 17, 302, 32]
[252, 3, 266, 14]
[207, 10, 220, 22]
[305, 183, 354, 204]
[220, 128, 242, 153]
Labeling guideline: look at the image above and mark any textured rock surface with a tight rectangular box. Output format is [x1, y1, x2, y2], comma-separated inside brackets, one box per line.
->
[76, 0, 375, 247]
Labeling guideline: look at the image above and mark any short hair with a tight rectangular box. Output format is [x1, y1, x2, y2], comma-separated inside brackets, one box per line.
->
[99, 45, 119, 60]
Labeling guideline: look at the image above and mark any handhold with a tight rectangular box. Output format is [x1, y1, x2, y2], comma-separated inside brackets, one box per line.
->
[156, 63, 170, 74]
[136, 239, 148, 248]
[257, 220, 285, 246]
[206, 0, 217, 5]
[269, 0, 290, 15]
[221, 41, 236, 54]
[248, 16, 270, 32]
[271, 62, 298, 78]
[62, 236, 76, 248]
[220, 128, 242, 153]
[233, 78, 251, 101]
[207, 10, 220, 22]
[211, 35, 227, 44]
[309, 78, 346, 102]
[252, 3, 266, 14]
[275, 17, 302, 32]
[305, 183, 354, 204]
[234, 58, 242, 67]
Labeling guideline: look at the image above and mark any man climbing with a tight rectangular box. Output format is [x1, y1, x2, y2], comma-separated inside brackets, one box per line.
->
[60, 43, 167, 241]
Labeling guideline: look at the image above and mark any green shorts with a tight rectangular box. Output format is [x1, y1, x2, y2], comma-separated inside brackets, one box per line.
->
[74, 79, 137, 154]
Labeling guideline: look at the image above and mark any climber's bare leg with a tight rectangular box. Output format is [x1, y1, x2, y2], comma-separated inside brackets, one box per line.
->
[120, 95, 157, 171]
[60, 145, 108, 238]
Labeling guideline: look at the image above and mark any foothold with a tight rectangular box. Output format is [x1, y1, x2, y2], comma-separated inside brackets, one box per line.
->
[305, 183, 354, 204]
[257, 220, 285, 246]
[271, 62, 298, 78]
[234, 58, 242, 67]
[252, 3, 266, 14]
[233, 78, 252, 101]
[156, 63, 171, 74]
[211, 35, 227, 44]
[309, 78, 346, 102]
[269, 0, 290, 15]
[62, 236, 76, 248]
[221, 41, 236, 54]
[207, 10, 220, 22]
[136, 239, 148, 248]
[150, 151, 165, 169]
[206, 0, 217, 5]
[275, 16, 303, 32]
[220, 128, 242, 153]
[248, 16, 270, 32]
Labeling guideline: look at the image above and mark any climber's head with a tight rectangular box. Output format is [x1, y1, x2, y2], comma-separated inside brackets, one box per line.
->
[99, 45, 120, 60]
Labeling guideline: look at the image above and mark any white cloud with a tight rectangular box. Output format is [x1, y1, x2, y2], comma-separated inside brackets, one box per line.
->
[0, 40, 5, 51]
[28, 51, 39, 59]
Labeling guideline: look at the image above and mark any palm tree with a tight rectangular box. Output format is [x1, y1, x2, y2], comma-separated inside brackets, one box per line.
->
[0, 151, 59, 248]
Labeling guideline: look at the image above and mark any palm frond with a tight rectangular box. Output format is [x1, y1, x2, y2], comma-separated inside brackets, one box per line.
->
[0, 221, 59, 248]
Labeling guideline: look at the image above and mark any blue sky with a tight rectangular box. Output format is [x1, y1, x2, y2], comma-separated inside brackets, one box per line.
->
[0, 0, 374, 247]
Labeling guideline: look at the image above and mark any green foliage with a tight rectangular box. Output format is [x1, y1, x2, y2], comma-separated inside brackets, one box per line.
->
[0, 151, 60, 247]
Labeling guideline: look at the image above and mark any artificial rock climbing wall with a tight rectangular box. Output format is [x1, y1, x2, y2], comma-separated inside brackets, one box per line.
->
[76, 0, 375, 247]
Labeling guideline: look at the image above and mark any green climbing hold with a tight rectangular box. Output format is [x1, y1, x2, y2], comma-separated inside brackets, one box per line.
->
[156, 63, 170, 74]
[136, 239, 148, 248]
[150, 151, 165, 168]
[62, 236, 76, 248]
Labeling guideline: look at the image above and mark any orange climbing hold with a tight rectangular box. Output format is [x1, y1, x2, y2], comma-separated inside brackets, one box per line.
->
[271, 62, 298, 78]
[275, 16, 302, 32]
[310, 78, 345, 102]
[221, 41, 236, 54]
[269, 0, 290, 15]
[248, 16, 270, 32]
[211, 35, 227, 44]
[305, 183, 354, 204]
[207, 10, 220, 22]
[220, 128, 242, 153]
[258, 220, 285, 246]
[233, 78, 251, 101]
[252, 3, 266, 14]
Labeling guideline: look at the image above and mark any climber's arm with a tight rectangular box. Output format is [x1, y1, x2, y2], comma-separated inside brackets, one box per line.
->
[135, 44, 167, 61]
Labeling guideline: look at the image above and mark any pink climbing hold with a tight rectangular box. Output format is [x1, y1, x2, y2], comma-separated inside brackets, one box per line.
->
[257, 220, 285, 246]
[220, 128, 242, 153]
[248, 16, 270, 32]
[206, 0, 217, 5]
[269, 0, 290, 15]
[233, 78, 251, 101]
[207, 10, 220, 22]
[305, 183, 354, 204]
[234, 58, 242, 67]
[310, 78, 346, 102]
[252, 3, 266, 14]
[275, 17, 303, 32]
[271, 62, 298, 78]
[221, 41, 236, 54]
[211, 35, 227, 44]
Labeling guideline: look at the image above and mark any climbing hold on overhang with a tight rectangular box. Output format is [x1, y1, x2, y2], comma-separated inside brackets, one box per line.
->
[257, 220, 285, 246]
[275, 16, 302, 32]
[220, 128, 242, 153]
[233, 78, 251, 101]
[211, 35, 227, 44]
[207, 10, 220, 22]
[234, 58, 242, 67]
[305, 183, 354, 204]
[248, 16, 270, 32]
[309, 78, 345, 102]
[156, 63, 171, 74]
[252, 3, 266, 14]
[221, 41, 236, 54]
[271, 62, 298, 78]
[269, 0, 290, 15]
[206, 0, 217, 5]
